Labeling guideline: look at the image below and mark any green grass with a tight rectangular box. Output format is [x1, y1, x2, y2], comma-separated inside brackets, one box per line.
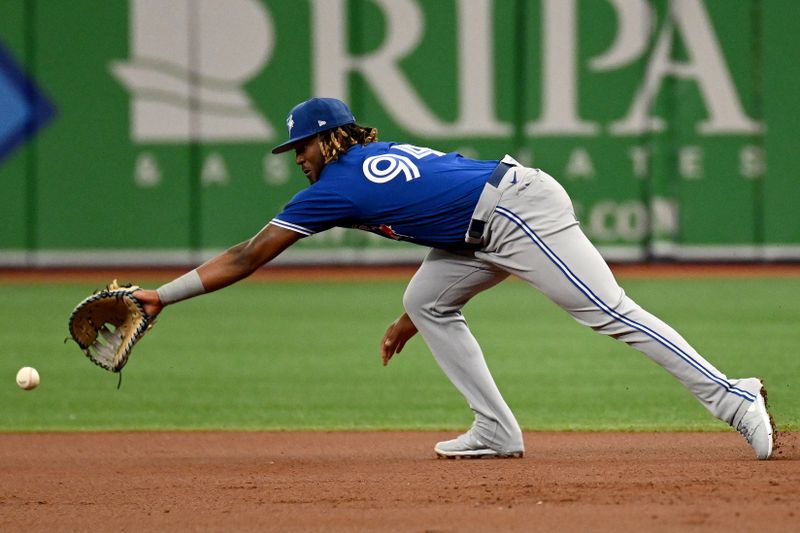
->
[1, 276, 798, 431]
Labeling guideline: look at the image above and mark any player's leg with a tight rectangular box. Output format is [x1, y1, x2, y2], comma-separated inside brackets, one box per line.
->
[403, 248, 524, 457]
[478, 168, 773, 458]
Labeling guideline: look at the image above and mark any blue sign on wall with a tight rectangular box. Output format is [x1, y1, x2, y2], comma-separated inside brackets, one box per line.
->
[0, 42, 56, 162]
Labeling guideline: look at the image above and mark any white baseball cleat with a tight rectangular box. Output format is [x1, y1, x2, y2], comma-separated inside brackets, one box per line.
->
[434, 431, 523, 459]
[735, 381, 776, 460]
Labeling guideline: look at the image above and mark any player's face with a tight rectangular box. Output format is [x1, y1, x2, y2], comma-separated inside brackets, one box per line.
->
[294, 135, 324, 184]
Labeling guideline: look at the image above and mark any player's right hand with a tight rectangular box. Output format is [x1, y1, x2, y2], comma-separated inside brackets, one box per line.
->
[380, 313, 418, 366]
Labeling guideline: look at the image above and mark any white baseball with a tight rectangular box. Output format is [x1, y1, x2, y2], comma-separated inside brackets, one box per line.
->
[16, 367, 40, 390]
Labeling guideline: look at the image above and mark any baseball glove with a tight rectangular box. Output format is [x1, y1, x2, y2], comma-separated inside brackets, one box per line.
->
[68, 280, 155, 373]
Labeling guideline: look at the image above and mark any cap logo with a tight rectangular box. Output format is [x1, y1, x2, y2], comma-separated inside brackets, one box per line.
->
[286, 114, 295, 133]
[318, 120, 327, 127]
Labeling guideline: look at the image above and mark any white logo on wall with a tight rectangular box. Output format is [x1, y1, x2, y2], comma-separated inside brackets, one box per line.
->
[111, 0, 273, 142]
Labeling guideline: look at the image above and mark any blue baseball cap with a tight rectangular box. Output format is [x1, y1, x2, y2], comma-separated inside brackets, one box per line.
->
[271, 97, 356, 154]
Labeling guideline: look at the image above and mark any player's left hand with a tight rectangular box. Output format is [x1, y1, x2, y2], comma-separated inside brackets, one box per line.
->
[380, 313, 418, 366]
[68, 280, 157, 373]
[132, 289, 164, 320]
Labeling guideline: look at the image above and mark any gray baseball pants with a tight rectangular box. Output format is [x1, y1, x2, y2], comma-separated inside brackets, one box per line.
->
[403, 164, 761, 452]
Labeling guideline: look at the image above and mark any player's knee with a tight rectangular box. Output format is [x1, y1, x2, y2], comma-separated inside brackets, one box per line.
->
[573, 294, 645, 338]
[403, 282, 449, 323]
[403, 276, 471, 321]
[402, 284, 428, 320]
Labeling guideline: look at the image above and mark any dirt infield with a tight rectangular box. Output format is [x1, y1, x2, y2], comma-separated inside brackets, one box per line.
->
[1, 431, 797, 532]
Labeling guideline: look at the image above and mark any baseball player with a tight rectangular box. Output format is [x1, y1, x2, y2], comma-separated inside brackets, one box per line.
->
[134, 97, 775, 460]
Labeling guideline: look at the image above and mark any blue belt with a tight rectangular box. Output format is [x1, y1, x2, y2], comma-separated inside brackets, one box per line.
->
[487, 161, 513, 187]
[465, 161, 515, 244]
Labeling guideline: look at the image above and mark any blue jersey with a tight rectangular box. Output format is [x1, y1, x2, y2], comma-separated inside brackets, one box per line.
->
[271, 142, 498, 248]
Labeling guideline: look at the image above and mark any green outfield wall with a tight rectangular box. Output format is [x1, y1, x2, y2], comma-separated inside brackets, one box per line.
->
[1, 0, 798, 266]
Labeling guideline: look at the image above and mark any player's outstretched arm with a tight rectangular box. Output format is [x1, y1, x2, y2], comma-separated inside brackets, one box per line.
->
[195, 224, 302, 292]
[135, 224, 302, 318]
[381, 312, 419, 366]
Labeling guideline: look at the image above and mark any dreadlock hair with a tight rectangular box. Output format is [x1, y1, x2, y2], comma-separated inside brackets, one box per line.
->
[318, 123, 378, 164]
